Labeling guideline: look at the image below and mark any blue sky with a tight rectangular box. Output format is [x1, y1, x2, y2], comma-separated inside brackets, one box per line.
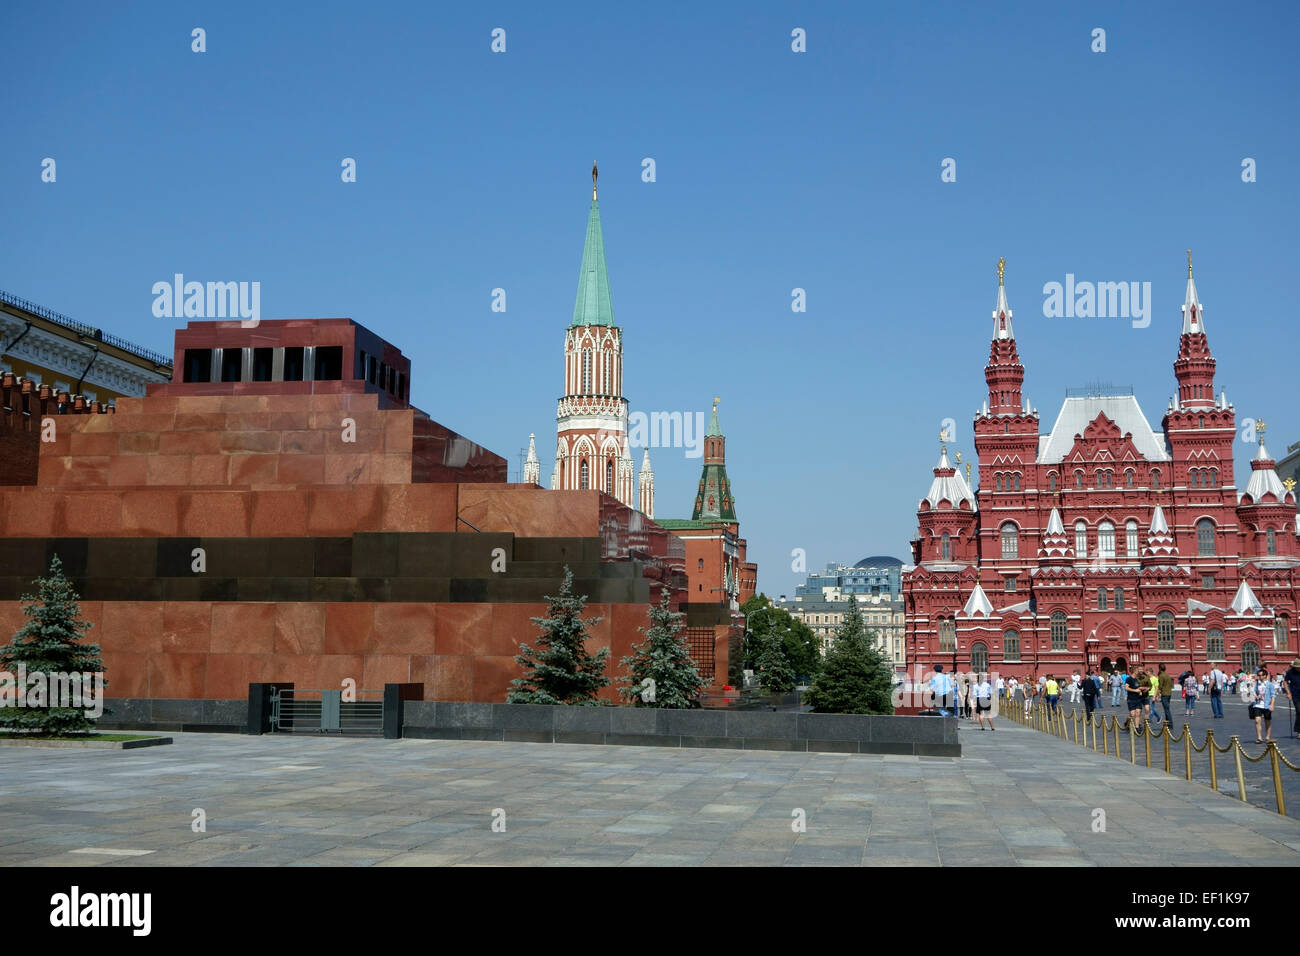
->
[4, 1, 1297, 598]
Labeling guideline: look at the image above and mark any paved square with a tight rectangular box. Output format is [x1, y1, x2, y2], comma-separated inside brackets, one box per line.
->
[1, 719, 1297, 866]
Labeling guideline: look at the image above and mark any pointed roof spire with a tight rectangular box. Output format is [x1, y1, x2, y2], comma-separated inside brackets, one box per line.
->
[1230, 580, 1264, 615]
[1149, 505, 1169, 535]
[1182, 249, 1205, 334]
[525, 432, 538, 464]
[572, 164, 616, 327]
[639, 447, 653, 473]
[707, 396, 722, 436]
[922, 439, 977, 510]
[1046, 507, 1065, 535]
[992, 256, 1014, 340]
[962, 583, 994, 616]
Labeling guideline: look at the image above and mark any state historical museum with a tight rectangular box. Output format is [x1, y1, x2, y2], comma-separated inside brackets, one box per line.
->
[904, 256, 1297, 678]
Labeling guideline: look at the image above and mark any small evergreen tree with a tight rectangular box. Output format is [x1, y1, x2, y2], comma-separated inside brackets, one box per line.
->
[507, 567, 609, 705]
[804, 597, 893, 714]
[751, 626, 797, 694]
[618, 590, 706, 707]
[0, 555, 106, 735]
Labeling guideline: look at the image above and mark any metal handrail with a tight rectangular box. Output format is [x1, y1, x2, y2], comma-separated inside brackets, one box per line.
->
[0, 287, 172, 367]
[1000, 701, 1295, 816]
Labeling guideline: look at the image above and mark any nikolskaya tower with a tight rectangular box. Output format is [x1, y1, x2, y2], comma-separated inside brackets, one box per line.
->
[526, 163, 653, 517]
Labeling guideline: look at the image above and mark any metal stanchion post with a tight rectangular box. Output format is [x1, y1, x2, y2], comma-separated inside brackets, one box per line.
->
[1207, 729, 1218, 791]
[1231, 736, 1247, 802]
[1269, 743, 1286, 815]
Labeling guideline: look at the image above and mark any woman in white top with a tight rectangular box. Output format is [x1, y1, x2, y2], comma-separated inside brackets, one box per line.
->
[972, 673, 995, 731]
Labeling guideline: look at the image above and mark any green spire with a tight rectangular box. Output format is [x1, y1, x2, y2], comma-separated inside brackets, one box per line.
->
[571, 164, 616, 327]
[706, 397, 722, 436]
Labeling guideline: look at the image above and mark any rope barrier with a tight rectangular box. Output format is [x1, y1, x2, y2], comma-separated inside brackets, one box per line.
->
[997, 700, 1297, 817]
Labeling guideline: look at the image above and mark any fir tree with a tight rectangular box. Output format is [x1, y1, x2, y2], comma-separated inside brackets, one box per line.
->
[507, 566, 609, 705]
[751, 625, 797, 694]
[804, 597, 893, 714]
[618, 590, 706, 708]
[0, 555, 106, 735]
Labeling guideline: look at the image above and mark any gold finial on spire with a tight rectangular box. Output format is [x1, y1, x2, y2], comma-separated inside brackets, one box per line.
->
[997, 257, 1006, 285]
[592, 161, 598, 200]
[1285, 477, 1296, 493]
[965, 462, 972, 482]
[1258, 419, 1267, 440]
[1187, 249, 1193, 278]
[713, 396, 721, 413]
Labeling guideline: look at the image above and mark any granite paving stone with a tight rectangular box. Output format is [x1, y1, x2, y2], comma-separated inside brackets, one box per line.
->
[1, 718, 1299, 866]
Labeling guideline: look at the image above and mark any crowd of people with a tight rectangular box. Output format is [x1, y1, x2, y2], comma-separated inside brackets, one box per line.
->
[926, 660, 1300, 746]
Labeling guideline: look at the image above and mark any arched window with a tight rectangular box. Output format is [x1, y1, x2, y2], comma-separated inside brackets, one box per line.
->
[1267, 528, 1277, 556]
[1157, 611, 1175, 650]
[1075, 471, 1084, 489]
[698, 558, 704, 570]
[1013, 474, 1021, 492]
[1075, 521, 1088, 557]
[579, 459, 590, 489]
[1049, 473, 1057, 492]
[938, 618, 956, 652]
[1125, 520, 1139, 556]
[1126, 470, 1134, 488]
[1050, 611, 1067, 650]
[1210, 467, 1218, 487]
[1242, 641, 1260, 672]
[581, 350, 592, 393]
[1276, 614, 1289, 652]
[1197, 518, 1216, 556]
[996, 475, 1003, 492]
[1003, 629, 1021, 662]
[1152, 470, 1161, 489]
[1114, 588, 1124, 610]
[1001, 522, 1019, 559]
[1004, 422, 1010, 435]
[971, 642, 988, 672]
[1098, 521, 1115, 560]
[940, 532, 951, 561]
[606, 459, 614, 491]
[1192, 469, 1200, 488]
[1097, 588, 1108, 610]
[1207, 628, 1225, 661]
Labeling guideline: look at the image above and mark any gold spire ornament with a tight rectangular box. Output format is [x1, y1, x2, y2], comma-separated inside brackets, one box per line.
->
[713, 396, 721, 413]
[592, 161, 598, 200]
[997, 257, 1006, 285]
[1259, 419, 1267, 440]
[965, 462, 972, 482]
[1187, 249, 1193, 278]
[1285, 477, 1297, 493]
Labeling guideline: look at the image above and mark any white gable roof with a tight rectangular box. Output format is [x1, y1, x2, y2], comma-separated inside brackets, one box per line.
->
[962, 583, 994, 616]
[1037, 395, 1170, 464]
[1230, 580, 1264, 615]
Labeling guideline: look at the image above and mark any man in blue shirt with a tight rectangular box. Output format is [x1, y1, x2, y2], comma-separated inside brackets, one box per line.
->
[929, 665, 953, 714]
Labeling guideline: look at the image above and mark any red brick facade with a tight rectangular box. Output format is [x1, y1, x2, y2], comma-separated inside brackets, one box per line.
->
[904, 265, 1298, 678]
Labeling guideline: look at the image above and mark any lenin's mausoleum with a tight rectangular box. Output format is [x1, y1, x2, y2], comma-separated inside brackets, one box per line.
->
[0, 177, 757, 720]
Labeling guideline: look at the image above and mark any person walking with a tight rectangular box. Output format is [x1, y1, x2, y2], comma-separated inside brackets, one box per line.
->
[1044, 674, 1061, 716]
[1208, 665, 1226, 719]
[1284, 660, 1300, 738]
[1023, 675, 1036, 718]
[1156, 664, 1174, 725]
[1110, 669, 1124, 707]
[929, 664, 953, 714]
[1126, 669, 1145, 732]
[973, 673, 994, 730]
[1082, 669, 1099, 722]
[1251, 668, 1277, 744]
[1182, 672, 1198, 716]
